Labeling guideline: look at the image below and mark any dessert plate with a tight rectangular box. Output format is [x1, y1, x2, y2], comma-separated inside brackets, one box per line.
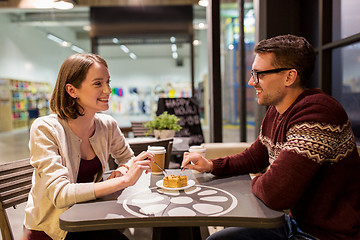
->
[156, 179, 196, 190]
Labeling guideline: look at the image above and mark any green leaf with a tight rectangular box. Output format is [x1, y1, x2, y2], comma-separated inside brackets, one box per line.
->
[144, 111, 182, 133]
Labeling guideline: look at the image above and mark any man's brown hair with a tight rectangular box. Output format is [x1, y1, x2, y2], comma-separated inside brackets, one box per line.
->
[255, 34, 316, 87]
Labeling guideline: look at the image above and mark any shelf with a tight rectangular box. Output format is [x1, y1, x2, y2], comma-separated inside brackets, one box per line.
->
[0, 79, 51, 131]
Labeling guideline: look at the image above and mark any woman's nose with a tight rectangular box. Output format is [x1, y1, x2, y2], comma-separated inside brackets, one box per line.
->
[104, 84, 111, 93]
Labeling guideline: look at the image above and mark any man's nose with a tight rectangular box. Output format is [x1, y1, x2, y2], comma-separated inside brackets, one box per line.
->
[248, 76, 256, 86]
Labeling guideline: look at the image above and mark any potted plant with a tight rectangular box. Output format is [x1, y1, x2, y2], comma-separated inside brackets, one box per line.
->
[144, 111, 182, 139]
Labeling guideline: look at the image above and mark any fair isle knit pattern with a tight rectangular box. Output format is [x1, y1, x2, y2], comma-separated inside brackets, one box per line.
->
[260, 120, 355, 164]
[259, 133, 282, 165]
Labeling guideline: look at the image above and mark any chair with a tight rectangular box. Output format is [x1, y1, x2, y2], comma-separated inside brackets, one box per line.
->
[130, 121, 154, 137]
[0, 158, 32, 240]
[119, 126, 132, 138]
[107, 138, 173, 171]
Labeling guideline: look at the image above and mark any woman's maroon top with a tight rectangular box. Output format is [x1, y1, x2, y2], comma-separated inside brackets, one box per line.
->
[25, 156, 102, 239]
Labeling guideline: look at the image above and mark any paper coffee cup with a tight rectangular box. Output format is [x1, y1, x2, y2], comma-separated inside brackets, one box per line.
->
[189, 145, 206, 158]
[147, 146, 166, 174]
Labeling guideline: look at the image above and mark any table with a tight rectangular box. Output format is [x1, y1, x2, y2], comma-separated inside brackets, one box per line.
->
[60, 170, 284, 240]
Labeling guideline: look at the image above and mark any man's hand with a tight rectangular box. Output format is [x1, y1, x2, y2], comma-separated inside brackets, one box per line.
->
[181, 152, 213, 173]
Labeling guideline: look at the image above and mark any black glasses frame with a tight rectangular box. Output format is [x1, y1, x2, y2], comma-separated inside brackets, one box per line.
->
[251, 68, 293, 84]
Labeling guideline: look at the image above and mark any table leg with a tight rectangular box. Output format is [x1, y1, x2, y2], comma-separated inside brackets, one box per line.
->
[152, 227, 202, 240]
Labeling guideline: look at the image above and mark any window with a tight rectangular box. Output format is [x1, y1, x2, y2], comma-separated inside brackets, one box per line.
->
[332, 42, 360, 144]
[332, 0, 360, 41]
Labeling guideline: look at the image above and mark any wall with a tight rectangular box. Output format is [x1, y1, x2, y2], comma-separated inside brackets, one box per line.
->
[0, 10, 209, 129]
[0, 13, 84, 86]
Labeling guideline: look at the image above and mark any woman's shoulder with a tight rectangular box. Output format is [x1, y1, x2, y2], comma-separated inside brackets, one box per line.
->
[94, 113, 116, 122]
[30, 114, 69, 138]
[94, 113, 118, 127]
[32, 114, 61, 127]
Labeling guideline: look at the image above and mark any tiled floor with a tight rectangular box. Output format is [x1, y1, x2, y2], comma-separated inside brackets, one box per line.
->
[0, 128, 30, 164]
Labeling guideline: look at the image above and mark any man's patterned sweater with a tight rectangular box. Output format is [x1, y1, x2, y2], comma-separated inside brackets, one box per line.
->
[212, 88, 360, 239]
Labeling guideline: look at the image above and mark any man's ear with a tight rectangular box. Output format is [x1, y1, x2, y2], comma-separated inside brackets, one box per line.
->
[285, 69, 298, 87]
[65, 83, 77, 99]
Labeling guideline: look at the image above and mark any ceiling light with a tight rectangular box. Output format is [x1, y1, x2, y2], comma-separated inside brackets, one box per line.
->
[112, 40, 136, 60]
[129, 53, 137, 60]
[120, 45, 130, 54]
[198, 0, 208, 7]
[82, 25, 91, 32]
[172, 52, 178, 59]
[71, 45, 84, 53]
[28, 0, 53, 8]
[193, 40, 202, 46]
[170, 36, 176, 43]
[47, 34, 70, 47]
[53, 0, 76, 10]
[47, 33, 83, 53]
[193, 22, 208, 30]
[61, 41, 71, 47]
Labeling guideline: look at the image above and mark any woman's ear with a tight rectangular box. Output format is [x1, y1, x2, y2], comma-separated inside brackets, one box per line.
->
[65, 83, 78, 99]
[285, 69, 298, 87]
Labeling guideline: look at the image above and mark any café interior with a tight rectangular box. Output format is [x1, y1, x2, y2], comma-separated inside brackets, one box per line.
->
[0, 0, 360, 239]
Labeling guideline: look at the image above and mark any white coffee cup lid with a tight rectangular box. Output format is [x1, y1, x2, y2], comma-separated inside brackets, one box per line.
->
[189, 145, 206, 153]
[147, 146, 166, 154]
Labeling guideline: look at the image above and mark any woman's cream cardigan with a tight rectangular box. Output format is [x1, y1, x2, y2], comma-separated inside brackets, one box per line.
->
[24, 113, 133, 240]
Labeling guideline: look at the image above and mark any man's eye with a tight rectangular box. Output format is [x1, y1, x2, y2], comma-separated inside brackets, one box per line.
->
[94, 82, 102, 86]
[258, 73, 265, 78]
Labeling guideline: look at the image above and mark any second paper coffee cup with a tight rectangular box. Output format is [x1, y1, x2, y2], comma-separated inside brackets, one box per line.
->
[147, 146, 166, 174]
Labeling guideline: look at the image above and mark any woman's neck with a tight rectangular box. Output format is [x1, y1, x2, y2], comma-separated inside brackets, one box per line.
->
[67, 114, 95, 139]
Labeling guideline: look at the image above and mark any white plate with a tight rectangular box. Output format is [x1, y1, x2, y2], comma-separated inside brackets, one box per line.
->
[156, 179, 196, 190]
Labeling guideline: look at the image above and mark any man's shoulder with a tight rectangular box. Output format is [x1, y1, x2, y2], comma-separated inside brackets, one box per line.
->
[301, 88, 337, 104]
[293, 89, 347, 120]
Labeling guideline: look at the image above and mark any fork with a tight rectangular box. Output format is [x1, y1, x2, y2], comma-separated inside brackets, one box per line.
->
[153, 161, 167, 176]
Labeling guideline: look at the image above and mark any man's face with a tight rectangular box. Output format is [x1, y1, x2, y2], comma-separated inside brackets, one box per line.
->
[248, 53, 290, 112]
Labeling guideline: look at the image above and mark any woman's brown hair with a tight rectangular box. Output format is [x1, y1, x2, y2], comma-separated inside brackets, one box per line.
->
[50, 53, 108, 119]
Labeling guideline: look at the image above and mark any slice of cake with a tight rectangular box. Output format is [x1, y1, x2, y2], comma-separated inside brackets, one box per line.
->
[163, 175, 188, 188]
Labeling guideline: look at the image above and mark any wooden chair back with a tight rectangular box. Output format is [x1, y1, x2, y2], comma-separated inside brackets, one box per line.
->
[0, 158, 32, 240]
[129, 138, 173, 169]
[130, 121, 154, 137]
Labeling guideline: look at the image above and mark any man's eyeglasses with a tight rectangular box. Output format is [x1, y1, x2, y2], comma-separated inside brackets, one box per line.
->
[250, 68, 293, 84]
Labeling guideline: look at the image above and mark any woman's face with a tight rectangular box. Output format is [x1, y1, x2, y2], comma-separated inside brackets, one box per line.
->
[69, 62, 111, 116]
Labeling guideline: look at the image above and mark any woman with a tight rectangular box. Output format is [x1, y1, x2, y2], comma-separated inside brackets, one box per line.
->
[23, 53, 154, 240]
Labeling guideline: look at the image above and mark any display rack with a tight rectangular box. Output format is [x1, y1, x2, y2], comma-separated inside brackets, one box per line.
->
[0, 79, 51, 131]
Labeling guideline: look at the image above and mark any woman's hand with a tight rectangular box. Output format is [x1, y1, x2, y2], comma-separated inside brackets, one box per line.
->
[95, 152, 154, 198]
[107, 164, 130, 179]
[181, 152, 213, 173]
[107, 170, 123, 179]
[122, 151, 154, 187]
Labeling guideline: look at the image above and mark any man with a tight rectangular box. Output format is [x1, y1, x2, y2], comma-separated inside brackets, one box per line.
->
[181, 34, 360, 240]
